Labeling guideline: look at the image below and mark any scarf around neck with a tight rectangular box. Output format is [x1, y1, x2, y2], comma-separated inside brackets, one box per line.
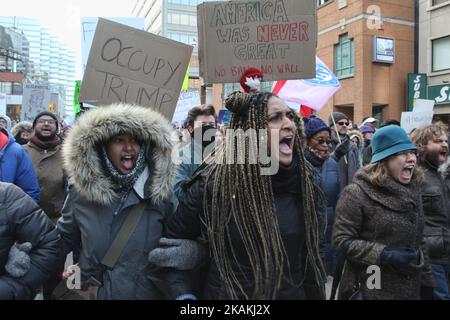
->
[101, 146, 147, 191]
[31, 135, 61, 150]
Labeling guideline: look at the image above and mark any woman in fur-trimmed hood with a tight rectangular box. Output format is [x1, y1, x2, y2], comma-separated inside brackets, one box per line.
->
[11, 121, 33, 145]
[57, 103, 189, 300]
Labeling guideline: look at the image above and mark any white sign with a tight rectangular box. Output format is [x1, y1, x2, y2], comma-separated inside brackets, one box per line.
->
[80, 17, 145, 74]
[21, 83, 51, 121]
[0, 93, 6, 115]
[413, 99, 434, 113]
[401, 111, 433, 134]
[172, 91, 201, 124]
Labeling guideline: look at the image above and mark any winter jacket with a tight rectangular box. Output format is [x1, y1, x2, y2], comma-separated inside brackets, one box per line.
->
[173, 142, 202, 202]
[0, 128, 40, 203]
[420, 161, 450, 265]
[304, 149, 340, 275]
[333, 168, 435, 300]
[330, 134, 360, 190]
[24, 141, 66, 221]
[166, 159, 325, 300]
[0, 182, 61, 300]
[58, 103, 189, 300]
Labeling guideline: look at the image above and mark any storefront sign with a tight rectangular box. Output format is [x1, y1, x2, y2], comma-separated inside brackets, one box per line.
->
[407, 73, 427, 111]
[428, 84, 450, 105]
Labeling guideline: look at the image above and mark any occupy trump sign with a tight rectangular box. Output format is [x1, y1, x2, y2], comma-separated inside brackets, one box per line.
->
[79, 18, 192, 120]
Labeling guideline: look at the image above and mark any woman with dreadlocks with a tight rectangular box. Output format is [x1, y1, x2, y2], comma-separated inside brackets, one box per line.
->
[164, 91, 326, 300]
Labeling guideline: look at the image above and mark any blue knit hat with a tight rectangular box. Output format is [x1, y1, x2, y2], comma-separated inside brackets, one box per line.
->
[304, 115, 331, 139]
[360, 125, 375, 135]
[371, 126, 416, 163]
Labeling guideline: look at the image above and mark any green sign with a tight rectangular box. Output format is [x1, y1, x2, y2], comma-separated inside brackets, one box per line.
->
[427, 84, 450, 105]
[73, 80, 81, 116]
[407, 73, 427, 111]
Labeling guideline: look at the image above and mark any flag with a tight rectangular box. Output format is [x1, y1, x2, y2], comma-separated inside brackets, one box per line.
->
[73, 80, 81, 116]
[182, 64, 190, 92]
[272, 57, 340, 111]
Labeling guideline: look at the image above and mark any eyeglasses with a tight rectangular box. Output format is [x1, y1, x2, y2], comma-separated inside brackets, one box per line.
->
[337, 121, 350, 126]
[37, 119, 57, 126]
[313, 137, 332, 145]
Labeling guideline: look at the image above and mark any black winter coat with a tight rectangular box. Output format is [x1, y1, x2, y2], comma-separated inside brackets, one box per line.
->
[421, 162, 450, 265]
[0, 182, 61, 300]
[166, 163, 324, 300]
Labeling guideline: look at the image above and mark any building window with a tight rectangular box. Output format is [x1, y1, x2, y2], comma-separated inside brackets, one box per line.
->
[168, 13, 197, 26]
[334, 34, 354, 78]
[317, 0, 331, 6]
[432, 0, 449, 6]
[432, 36, 450, 72]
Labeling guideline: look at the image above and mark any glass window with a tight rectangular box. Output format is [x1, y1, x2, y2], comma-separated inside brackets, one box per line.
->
[432, 0, 448, 6]
[317, 0, 331, 6]
[432, 36, 450, 72]
[334, 34, 354, 78]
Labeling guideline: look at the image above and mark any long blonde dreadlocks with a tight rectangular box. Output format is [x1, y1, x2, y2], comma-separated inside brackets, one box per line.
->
[202, 91, 325, 300]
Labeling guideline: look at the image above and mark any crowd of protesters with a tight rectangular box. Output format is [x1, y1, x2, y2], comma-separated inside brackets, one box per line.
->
[0, 87, 449, 301]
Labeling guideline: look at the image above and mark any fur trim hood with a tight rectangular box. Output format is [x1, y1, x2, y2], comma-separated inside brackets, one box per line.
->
[62, 103, 176, 206]
[348, 129, 363, 148]
[11, 121, 33, 136]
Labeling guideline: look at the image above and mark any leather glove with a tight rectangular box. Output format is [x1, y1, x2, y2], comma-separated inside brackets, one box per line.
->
[5, 242, 32, 278]
[380, 247, 418, 270]
[148, 238, 207, 271]
[332, 138, 351, 161]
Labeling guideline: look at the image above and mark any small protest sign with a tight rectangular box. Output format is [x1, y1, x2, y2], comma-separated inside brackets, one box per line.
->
[401, 111, 433, 134]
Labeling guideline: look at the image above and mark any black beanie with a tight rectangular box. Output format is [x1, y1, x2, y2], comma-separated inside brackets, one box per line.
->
[32, 111, 59, 129]
[328, 112, 348, 127]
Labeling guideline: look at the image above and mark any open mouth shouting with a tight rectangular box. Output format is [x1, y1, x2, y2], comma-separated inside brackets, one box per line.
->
[401, 164, 415, 182]
[279, 133, 295, 156]
[120, 154, 137, 172]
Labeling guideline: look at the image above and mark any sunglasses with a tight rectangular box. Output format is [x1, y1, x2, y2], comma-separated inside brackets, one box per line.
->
[337, 121, 350, 126]
[314, 138, 332, 145]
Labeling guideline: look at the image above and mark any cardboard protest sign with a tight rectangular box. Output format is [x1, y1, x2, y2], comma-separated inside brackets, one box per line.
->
[79, 18, 193, 120]
[197, 0, 317, 84]
[401, 111, 433, 134]
[172, 90, 201, 124]
[80, 17, 145, 74]
[21, 83, 51, 121]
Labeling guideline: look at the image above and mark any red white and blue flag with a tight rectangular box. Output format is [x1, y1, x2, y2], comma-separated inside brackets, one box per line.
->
[272, 57, 341, 113]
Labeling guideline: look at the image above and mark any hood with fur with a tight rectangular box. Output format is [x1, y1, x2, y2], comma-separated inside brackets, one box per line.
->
[0, 114, 11, 131]
[11, 121, 33, 136]
[62, 103, 176, 206]
[348, 129, 363, 148]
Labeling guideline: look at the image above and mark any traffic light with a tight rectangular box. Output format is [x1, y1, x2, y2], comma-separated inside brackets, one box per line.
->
[49, 103, 54, 112]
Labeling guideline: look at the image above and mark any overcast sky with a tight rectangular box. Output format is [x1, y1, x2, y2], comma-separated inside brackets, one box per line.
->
[3, 0, 136, 77]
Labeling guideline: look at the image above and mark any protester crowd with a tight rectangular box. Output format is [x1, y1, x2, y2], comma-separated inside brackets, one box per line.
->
[0, 87, 449, 301]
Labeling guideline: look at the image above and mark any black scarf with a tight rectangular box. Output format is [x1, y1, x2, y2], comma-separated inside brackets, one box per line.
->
[271, 154, 300, 195]
[303, 148, 325, 168]
[101, 146, 147, 192]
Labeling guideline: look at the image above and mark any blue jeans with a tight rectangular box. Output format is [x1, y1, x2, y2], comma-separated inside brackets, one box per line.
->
[431, 264, 450, 300]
